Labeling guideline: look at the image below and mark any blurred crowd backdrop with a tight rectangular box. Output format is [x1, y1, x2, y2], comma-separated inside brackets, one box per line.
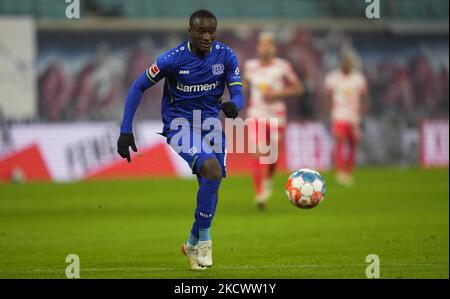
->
[36, 29, 448, 124]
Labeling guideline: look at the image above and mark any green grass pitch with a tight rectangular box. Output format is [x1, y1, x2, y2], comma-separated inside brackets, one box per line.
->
[0, 168, 448, 278]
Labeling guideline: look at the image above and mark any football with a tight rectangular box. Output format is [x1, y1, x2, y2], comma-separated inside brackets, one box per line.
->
[285, 168, 326, 209]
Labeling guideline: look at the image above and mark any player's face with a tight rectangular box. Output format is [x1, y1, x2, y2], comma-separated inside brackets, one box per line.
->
[189, 17, 217, 54]
[257, 38, 276, 61]
[341, 56, 353, 74]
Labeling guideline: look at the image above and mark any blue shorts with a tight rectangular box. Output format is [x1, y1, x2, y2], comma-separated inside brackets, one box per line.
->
[166, 128, 227, 178]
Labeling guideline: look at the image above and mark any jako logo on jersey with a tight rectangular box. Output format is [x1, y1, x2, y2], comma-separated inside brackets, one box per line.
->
[176, 81, 220, 93]
[179, 70, 190, 75]
[212, 64, 224, 75]
[149, 63, 160, 77]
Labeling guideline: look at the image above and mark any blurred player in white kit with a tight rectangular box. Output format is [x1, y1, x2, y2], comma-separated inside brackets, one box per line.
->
[325, 54, 368, 186]
[243, 32, 304, 209]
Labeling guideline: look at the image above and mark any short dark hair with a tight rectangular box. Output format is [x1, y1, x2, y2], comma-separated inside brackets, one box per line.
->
[189, 9, 217, 27]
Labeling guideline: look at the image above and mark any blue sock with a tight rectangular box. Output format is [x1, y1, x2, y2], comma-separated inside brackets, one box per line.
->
[199, 228, 211, 241]
[190, 221, 199, 239]
[187, 233, 199, 246]
[192, 177, 221, 241]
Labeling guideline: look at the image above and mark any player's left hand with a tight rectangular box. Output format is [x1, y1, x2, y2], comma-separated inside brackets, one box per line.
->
[221, 102, 239, 119]
[117, 133, 138, 163]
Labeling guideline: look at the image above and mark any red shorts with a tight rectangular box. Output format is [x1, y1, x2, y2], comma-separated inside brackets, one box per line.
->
[332, 121, 359, 142]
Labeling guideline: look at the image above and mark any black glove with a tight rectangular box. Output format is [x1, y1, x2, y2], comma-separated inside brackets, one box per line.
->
[117, 133, 138, 163]
[221, 102, 239, 119]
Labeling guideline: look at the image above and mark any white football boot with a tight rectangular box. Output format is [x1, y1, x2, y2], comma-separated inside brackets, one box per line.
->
[181, 242, 205, 270]
[197, 240, 213, 267]
[336, 172, 354, 187]
[263, 179, 273, 198]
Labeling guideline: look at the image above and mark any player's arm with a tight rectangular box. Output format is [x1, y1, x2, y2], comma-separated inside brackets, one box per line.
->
[324, 73, 333, 117]
[325, 90, 333, 118]
[241, 61, 251, 98]
[263, 62, 304, 102]
[222, 48, 244, 119]
[117, 58, 169, 162]
[359, 77, 369, 117]
[242, 78, 250, 99]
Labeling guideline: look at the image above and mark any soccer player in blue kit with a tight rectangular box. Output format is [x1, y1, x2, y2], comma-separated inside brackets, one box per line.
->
[117, 10, 244, 270]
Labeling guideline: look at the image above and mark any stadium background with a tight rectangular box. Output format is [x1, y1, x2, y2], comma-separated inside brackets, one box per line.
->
[0, 0, 448, 279]
[0, 0, 448, 182]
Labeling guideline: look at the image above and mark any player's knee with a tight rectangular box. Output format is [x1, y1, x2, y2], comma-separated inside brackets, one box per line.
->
[199, 158, 222, 181]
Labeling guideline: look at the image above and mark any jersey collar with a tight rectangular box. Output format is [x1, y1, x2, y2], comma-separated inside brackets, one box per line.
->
[187, 41, 213, 57]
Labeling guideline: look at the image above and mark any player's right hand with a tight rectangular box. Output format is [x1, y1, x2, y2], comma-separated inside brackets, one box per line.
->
[117, 133, 138, 163]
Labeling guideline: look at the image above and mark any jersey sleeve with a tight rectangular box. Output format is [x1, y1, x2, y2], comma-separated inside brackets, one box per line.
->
[144, 53, 173, 84]
[324, 72, 335, 93]
[225, 48, 242, 87]
[359, 73, 368, 95]
[283, 61, 300, 84]
[243, 60, 251, 82]
[119, 50, 173, 133]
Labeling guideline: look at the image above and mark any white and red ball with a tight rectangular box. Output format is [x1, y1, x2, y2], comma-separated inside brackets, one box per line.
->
[285, 168, 326, 209]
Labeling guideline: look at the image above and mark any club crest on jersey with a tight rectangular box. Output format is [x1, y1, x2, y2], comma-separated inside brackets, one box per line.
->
[212, 63, 224, 76]
[148, 63, 160, 78]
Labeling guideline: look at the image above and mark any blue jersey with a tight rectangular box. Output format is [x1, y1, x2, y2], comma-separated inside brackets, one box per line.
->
[144, 40, 242, 134]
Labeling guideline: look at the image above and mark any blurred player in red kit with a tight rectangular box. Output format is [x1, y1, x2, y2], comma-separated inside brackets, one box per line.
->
[325, 54, 368, 186]
[243, 32, 304, 209]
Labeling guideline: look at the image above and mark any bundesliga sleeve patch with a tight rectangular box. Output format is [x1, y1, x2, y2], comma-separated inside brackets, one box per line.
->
[148, 63, 160, 78]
